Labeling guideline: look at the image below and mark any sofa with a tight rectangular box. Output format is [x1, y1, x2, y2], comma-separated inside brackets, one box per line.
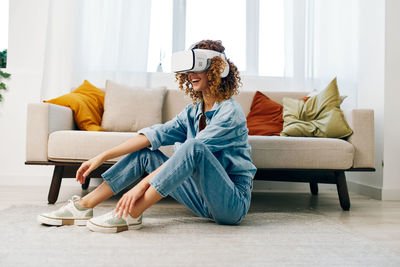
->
[25, 89, 375, 210]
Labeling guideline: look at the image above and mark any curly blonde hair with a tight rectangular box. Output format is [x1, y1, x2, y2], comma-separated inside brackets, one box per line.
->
[175, 40, 242, 103]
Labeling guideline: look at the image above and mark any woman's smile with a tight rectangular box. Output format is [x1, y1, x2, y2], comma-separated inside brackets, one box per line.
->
[188, 72, 208, 91]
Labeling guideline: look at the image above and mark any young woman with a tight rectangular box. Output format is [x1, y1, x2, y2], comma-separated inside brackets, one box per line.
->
[38, 40, 256, 233]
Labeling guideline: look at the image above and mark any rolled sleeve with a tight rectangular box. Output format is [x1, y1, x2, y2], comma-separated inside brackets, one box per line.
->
[138, 127, 162, 151]
[138, 105, 190, 151]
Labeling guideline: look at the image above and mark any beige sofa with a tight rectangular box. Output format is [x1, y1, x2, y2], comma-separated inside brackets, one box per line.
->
[26, 90, 375, 210]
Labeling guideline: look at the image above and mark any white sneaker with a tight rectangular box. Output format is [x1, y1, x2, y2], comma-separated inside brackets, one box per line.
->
[37, 195, 93, 226]
[86, 210, 142, 233]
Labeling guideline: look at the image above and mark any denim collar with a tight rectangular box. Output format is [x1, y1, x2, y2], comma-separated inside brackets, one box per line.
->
[195, 100, 221, 120]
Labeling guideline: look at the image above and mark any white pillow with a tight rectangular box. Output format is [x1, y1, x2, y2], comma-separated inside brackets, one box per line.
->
[101, 80, 166, 132]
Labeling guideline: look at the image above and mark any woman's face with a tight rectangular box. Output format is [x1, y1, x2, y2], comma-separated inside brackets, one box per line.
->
[188, 72, 209, 92]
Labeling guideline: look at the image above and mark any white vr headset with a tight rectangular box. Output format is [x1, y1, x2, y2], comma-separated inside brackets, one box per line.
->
[171, 49, 230, 78]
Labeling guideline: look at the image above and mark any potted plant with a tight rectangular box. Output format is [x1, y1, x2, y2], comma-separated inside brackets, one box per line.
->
[0, 49, 11, 102]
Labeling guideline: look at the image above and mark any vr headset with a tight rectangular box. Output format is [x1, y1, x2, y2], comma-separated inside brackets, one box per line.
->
[171, 48, 230, 78]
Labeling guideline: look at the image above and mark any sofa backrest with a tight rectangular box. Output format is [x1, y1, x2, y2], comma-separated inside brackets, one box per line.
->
[162, 89, 309, 123]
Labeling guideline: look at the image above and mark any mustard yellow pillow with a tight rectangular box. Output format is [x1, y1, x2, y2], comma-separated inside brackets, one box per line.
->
[44, 80, 105, 131]
[281, 78, 353, 138]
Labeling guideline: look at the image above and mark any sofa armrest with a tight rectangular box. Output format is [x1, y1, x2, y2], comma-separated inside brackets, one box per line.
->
[343, 109, 375, 168]
[26, 103, 76, 162]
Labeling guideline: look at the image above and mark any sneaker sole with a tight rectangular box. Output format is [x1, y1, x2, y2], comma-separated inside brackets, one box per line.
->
[37, 215, 90, 226]
[86, 220, 142, 233]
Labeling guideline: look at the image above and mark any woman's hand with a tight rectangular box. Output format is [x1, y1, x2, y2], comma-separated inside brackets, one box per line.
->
[115, 182, 149, 218]
[76, 155, 104, 184]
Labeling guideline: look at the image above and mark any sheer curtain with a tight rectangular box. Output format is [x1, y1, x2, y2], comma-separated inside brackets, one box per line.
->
[41, 0, 152, 99]
[271, 0, 359, 108]
[308, 0, 359, 109]
[40, 0, 359, 107]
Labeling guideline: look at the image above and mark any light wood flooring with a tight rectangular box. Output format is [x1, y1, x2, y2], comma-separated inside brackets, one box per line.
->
[0, 184, 399, 253]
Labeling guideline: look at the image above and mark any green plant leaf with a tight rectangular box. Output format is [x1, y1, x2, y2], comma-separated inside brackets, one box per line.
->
[0, 49, 7, 69]
[0, 82, 6, 90]
[0, 71, 11, 79]
[0, 94, 2, 102]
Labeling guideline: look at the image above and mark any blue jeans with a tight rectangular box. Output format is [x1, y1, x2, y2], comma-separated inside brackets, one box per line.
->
[102, 139, 253, 225]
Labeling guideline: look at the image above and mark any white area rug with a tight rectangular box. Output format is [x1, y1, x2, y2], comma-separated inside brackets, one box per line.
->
[1, 202, 399, 267]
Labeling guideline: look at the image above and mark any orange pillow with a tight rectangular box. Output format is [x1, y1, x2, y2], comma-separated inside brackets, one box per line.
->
[44, 80, 105, 131]
[246, 91, 283, 136]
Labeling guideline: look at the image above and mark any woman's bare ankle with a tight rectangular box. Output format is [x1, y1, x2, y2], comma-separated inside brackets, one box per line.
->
[128, 210, 142, 219]
[77, 198, 93, 209]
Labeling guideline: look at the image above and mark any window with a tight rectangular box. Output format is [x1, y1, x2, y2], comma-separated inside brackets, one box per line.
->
[258, 0, 286, 77]
[0, 0, 9, 68]
[78, 0, 339, 82]
[185, 0, 246, 71]
[147, 0, 173, 72]
[146, 0, 293, 77]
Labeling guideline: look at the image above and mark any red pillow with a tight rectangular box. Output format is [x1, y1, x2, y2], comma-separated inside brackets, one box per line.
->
[246, 91, 283, 136]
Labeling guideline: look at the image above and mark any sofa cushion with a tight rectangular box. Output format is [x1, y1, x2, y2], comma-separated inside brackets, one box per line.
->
[249, 136, 354, 169]
[246, 91, 283, 136]
[101, 80, 166, 132]
[162, 90, 192, 123]
[233, 91, 308, 118]
[306, 89, 348, 104]
[44, 80, 105, 131]
[160, 90, 309, 122]
[48, 131, 354, 169]
[281, 78, 353, 138]
[48, 131, 174, 163]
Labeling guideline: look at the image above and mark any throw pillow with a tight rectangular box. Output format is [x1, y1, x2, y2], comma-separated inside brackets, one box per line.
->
[281, 77, 353, 138]
[246, 91, 283, 136]
[101, 80, 166, 132]
[44, 80, 105, 131]
[306, 88, 347, 104]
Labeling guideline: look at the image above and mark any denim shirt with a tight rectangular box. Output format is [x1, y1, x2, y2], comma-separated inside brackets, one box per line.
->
[138, 98, 257, 179]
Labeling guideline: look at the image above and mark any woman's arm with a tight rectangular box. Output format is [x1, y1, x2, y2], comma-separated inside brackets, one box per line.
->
[137, 105, 190, 151]
[115, 161, 166, 217]
[75, 134, 150, 184]
[98, 134, 150, 162]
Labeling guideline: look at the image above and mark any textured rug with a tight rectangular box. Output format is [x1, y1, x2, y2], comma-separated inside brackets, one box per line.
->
[1, 201, 400, 267]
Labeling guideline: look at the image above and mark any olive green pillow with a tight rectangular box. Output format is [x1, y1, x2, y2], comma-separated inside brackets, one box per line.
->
[281, 78, 353, 138]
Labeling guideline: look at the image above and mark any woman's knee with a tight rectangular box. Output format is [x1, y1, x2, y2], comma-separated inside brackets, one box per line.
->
[180, 139, 206, 153]
[127, 148, 157, 162]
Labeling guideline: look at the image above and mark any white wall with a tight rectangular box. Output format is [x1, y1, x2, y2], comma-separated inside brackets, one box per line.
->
[346, 0, 385, 198]
[347, 0, 400, 201]
[0, 0, 55, 186]
[382, 0, 400, 200]
[0, 0, 9, 51]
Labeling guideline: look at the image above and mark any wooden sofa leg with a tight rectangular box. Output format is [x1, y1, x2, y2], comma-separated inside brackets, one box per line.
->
[82, 178, 90, 190]
[48, 166, 64, 204]
[309, 182, 318, 195]
[335, 171, 351, 211]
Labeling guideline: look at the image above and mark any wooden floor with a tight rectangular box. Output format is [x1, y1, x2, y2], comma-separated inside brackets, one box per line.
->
[1, 185, 399, 253]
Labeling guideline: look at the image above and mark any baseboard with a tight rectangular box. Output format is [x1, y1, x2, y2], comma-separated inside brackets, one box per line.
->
[381, 188, 400, 200]
[253, 180, 386, 200]
[347, 180, 382, 200]
[349, 181, 400, 200]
